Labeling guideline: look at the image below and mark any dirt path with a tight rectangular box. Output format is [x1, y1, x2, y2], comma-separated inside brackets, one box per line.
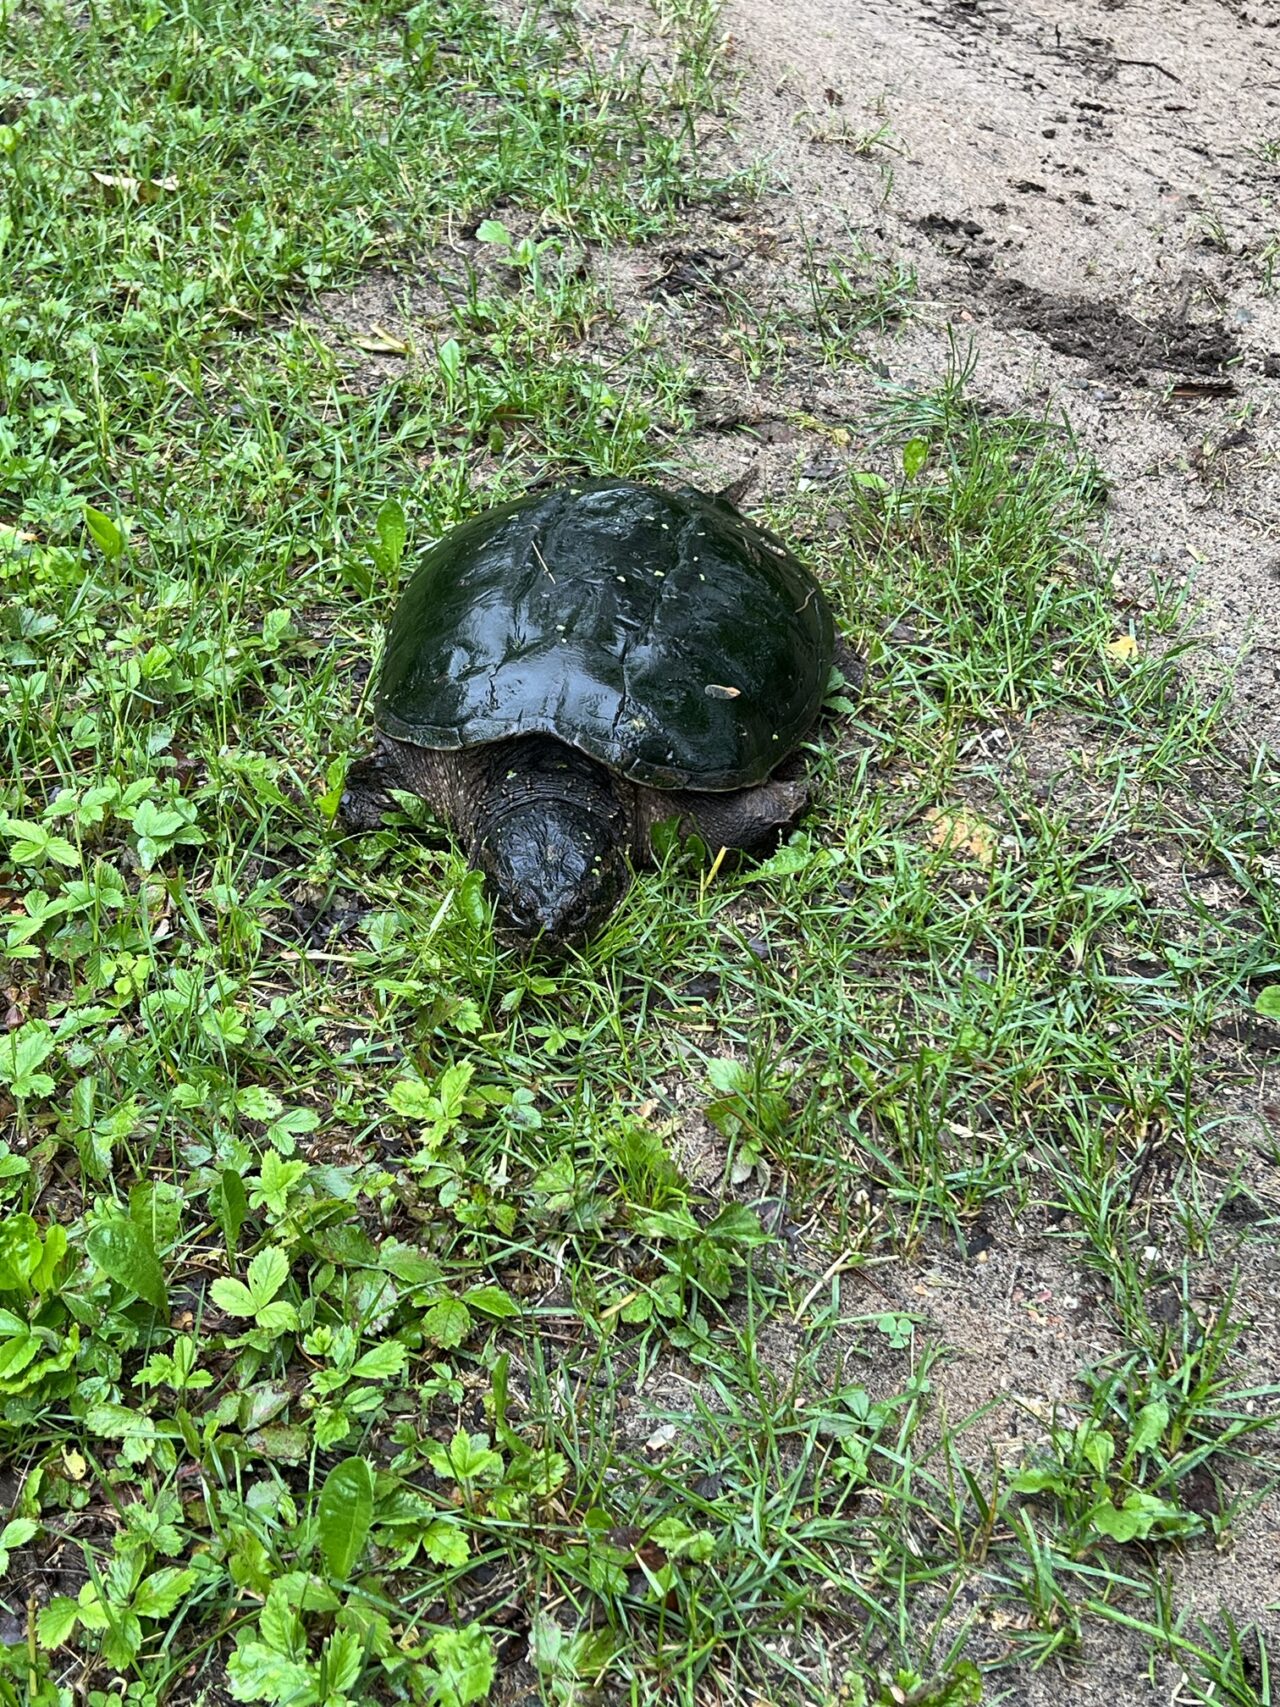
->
[720, 0, 1280, 747]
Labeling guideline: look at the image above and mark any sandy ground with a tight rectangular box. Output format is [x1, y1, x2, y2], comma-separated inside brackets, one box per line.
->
[719, 0, 1280, 746]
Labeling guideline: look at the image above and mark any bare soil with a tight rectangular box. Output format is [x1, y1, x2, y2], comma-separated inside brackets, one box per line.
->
[712, 0, 1280, 749]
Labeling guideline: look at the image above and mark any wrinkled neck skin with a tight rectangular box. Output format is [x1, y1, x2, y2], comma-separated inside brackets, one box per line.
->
[472, 737, 631, 951]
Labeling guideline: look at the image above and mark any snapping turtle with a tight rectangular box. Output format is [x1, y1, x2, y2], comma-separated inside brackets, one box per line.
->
[341, 478, 853, 949]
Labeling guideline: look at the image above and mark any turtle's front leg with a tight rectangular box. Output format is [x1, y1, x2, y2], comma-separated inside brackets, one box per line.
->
[338, 739, 398, 831]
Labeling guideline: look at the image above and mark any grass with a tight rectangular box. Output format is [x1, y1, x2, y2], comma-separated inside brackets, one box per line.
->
[2, 0, 1279, 1704]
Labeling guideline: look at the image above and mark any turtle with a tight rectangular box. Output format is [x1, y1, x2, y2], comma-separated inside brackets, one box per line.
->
[340, 477, 858, 950]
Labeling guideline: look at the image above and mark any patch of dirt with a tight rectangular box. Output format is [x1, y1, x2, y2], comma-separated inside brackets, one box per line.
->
[984, 277, 1241, 379]
[713, 0, 1280, 756]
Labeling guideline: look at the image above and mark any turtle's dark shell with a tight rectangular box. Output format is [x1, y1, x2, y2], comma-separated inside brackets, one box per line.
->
[375, 479, 835, 791]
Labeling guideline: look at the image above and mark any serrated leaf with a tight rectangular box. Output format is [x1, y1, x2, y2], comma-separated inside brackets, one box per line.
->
[211, 1277, 257, 1317]
[257, 1583, 300, 1656]
[247, 1245, 288, 1305]
[475, 218, 511, 246]
[379, 1242, 441, 1286]
[349, 1341, 408, 1381]
[226, 1641, 314, 1702]
[236, 1086, 284, 1122]
[429, 1623, 497, 1707]
[0, 1021, 56, 1095]
[325, 1626, 364, 1694]
[133, 1566, 195, 1619]
[317, 1456, 374, 1580]
[707, 1202, 770, 1246]
[37, 1595, 79, 1649]
[421, 1295, 471, 1347]
[254, 1300, 299, 1334]
[84, 1402, 155, 1441]
[86, 1218, 168, 1310]
[388, 1078, 436, 1119]
[423, 1519, 470, 1567]
[1104, 633, 1139, 662]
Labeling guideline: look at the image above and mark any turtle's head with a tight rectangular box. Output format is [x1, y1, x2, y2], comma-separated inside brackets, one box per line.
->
[477, 798, 630, 952]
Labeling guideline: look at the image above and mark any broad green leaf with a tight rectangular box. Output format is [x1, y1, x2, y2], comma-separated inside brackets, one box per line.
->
[423, 1519, 470, 1567]
[902, 435, 929, 478]
[1256, 986, 1280, 1019]
[84, 504, 125, 561]
[1130, 1400, 1169, 1457]
[0, 1214, 41, 1290]
[326, 1626, 364, 1695]
[86, 1218, 168, 1310]
[379, 1242, 441, 1286]
[388, 1078, 436, 1119]
[317, 1456, 374, 1580]
[1010, 1467, 1064, 1495]
[429, 1623, 497, 1707]
[375, 497, 407, 570]
[236, 1086, 284, 1122]
[225, 1641, 313, 1702]
[706, 1057, 751, 1096]
[0, 1020, 56, 1097]
[84, 1402, 156, 1441]
[1087, 1495, 1143, 1543]
[349, 1341, 408, 1381]
[438, 337, 462, 384]
[254, 1300, 299, 1334]
[475, 219, 511, 246]
[220, 1169, 247, 1252]
[258, 1584, 300, 1655]
[1080, 1427, 1114, 1477]
[463, 1284, 520, 1319]
[707, 1203, 770, 1246]
[0, 1517, 37, 1550]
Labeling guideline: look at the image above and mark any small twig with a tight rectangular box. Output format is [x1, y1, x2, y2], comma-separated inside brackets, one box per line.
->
[1116, 57, 1182, 83]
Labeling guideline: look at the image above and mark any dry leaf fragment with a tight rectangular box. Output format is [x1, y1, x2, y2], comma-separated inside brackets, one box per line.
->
[925, 806, 998, 867]
[90, 169, 179, 202]
[351, 325, 409, 354]
[1104, 634, 1140, 662]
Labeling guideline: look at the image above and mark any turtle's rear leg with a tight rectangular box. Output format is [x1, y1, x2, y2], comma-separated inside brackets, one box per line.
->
[636, 776, 811, 862]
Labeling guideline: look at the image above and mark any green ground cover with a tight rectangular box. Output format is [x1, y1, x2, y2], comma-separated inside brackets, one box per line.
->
[1, 0, 1277, 1702]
